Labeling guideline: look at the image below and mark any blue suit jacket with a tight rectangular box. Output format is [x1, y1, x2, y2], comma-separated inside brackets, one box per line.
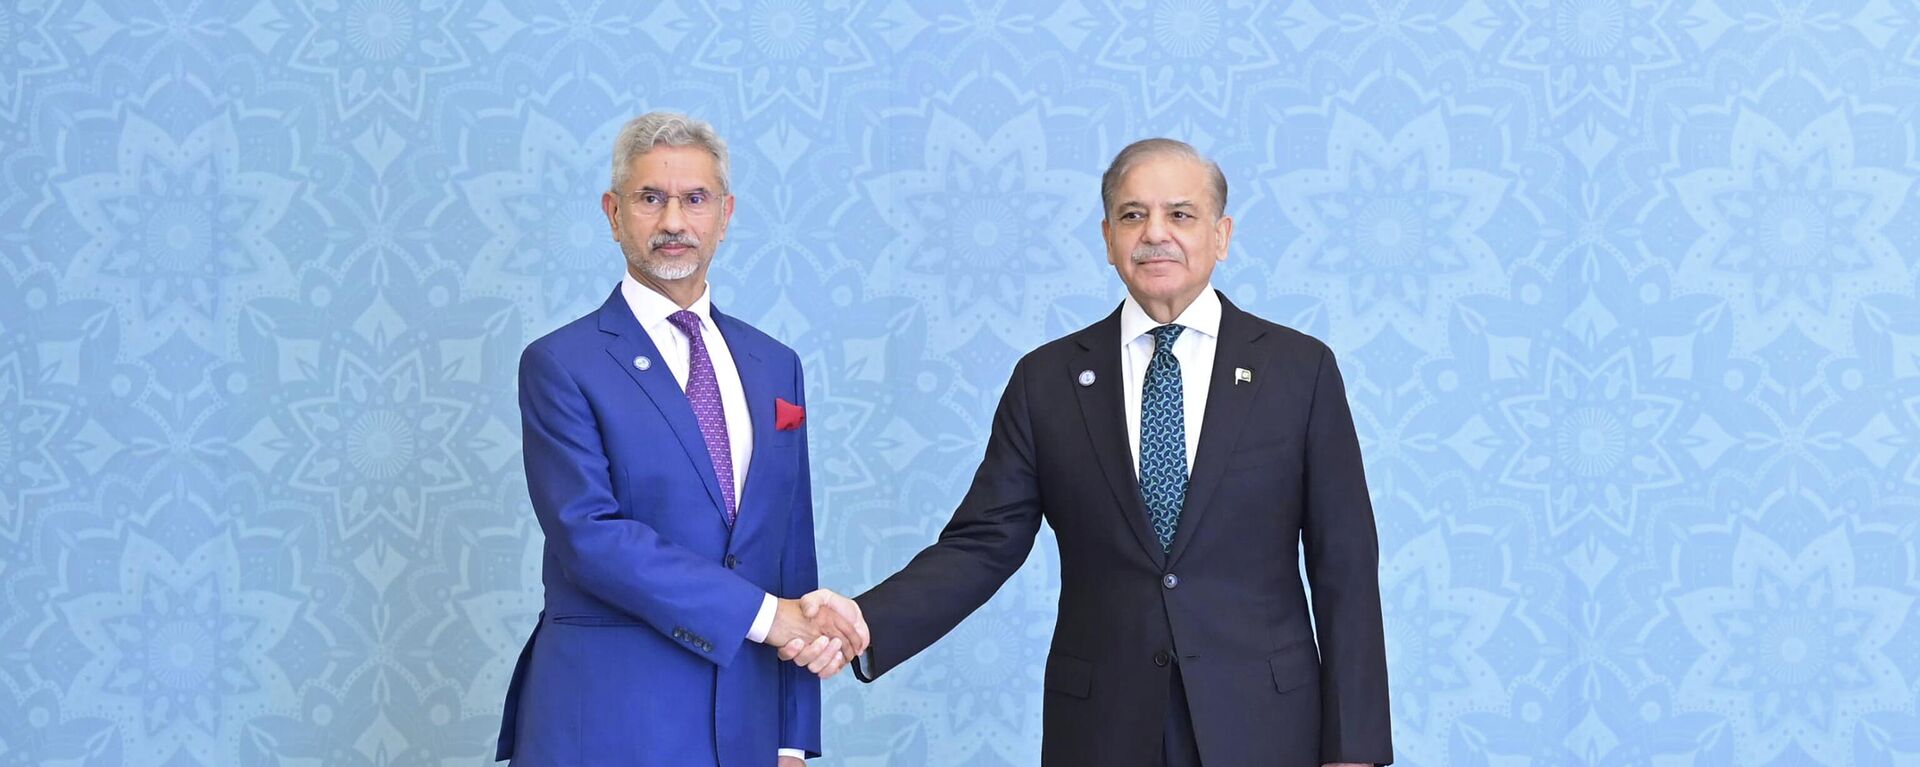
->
[496, 287, 820, 765]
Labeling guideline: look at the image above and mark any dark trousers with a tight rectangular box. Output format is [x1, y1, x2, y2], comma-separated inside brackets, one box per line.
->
[1163, 663, 1202, 767]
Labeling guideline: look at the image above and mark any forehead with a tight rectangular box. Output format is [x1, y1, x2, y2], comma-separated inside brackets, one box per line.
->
[625, 145, 719, 188]
[1112, 154, 1212, 203]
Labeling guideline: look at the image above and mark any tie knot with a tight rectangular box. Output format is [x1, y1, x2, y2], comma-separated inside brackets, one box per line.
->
[668, 310, 704, 338]
[1148, 324, 1184, 352]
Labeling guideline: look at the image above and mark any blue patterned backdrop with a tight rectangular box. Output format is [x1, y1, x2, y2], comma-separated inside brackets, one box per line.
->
[3, 1, 1919, 764]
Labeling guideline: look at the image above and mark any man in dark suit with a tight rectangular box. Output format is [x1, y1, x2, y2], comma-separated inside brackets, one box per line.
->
[496, 111, 863, 766]
[787, 138, 1392, 765]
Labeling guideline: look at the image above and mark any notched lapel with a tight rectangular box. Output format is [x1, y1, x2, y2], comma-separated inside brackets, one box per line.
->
[1166, 297, 1273, 567]
[597, 290, 727, 519]
[714, 310, 782, 545]
[1068, 309, 1163, 565]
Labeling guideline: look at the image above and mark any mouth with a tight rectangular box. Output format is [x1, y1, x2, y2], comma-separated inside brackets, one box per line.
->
[653, 244, 693, 256]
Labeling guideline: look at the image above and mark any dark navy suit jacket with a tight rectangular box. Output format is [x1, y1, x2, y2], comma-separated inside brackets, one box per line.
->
[854, 293, 1393, 766]
[496, 287, 820, 765]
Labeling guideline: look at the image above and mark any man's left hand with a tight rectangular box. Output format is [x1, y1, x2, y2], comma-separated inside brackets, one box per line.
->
[778, 757, 805, 767]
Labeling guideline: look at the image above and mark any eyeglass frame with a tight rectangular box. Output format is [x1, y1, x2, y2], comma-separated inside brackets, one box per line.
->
[618, 187, 728, 218]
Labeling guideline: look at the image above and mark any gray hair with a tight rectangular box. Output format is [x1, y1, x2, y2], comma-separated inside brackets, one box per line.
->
[609, 111, 731, 195]
[1099, 138, 1228, 219]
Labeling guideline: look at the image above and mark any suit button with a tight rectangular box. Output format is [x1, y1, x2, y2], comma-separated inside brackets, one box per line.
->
[1162, 573, 1179, 590]
[1153, 651, 1170, 667]
[724, 554, 738, 569]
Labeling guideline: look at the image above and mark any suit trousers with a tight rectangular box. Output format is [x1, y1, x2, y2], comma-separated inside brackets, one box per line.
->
[1163, 662, 1202, 767]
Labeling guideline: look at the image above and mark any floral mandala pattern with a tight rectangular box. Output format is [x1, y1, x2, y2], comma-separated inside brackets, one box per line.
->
[5, 3, 1920, 765]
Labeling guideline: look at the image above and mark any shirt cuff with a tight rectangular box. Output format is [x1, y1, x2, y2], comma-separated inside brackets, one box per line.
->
[777, 748, 807, 760]
[746, 593, 777, 644]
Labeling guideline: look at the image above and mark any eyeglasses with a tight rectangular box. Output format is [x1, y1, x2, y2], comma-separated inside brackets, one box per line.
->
[624, 189, 723, 218]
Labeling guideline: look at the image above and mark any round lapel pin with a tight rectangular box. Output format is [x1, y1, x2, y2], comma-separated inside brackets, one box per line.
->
[1077, 369, 1096, 387]
[634, 355, 652, 371]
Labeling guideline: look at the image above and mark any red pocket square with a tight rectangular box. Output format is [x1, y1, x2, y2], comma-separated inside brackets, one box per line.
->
[776, 398, 805, 431]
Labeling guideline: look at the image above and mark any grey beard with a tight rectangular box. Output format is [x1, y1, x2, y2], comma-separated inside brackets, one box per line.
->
[624, 237, 703, 281]
[638, 254, 699, 281]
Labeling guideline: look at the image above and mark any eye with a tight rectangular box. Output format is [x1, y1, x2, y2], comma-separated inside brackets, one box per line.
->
[685, 192, 708, 206]
[1171, 210, 1192, 220]
[640, 191, 664, 206]
[1120, 211, 1143, 221]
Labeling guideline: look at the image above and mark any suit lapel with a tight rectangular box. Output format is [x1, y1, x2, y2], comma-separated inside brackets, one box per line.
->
[1166, 295, 1271, 567]
[1069, 306, 1164, 566]
[596, 288, 727, 521]
[714, 308, 779, 546]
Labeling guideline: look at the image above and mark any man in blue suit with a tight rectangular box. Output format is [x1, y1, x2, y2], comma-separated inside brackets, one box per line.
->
[495, 112, 866, 766]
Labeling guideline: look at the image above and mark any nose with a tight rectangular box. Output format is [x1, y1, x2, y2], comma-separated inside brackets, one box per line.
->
[1142, 211, 1172, 243]
[657, 197, 688, 233]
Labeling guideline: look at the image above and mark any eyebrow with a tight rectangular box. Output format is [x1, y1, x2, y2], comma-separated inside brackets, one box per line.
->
[1116, 199, 1198, 210]
[630, 185, 714, 195]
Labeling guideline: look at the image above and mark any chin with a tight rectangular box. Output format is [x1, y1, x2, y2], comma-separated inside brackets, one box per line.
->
[643, 261, 701, 282]
[1130, 276, 1190, 299]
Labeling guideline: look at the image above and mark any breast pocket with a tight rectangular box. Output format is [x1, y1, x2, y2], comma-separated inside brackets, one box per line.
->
[1227, 436, 1297, 472]
[744, 437, 801, 514]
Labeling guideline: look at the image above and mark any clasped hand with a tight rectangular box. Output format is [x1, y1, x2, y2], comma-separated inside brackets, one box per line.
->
[760, 589, 868, 680]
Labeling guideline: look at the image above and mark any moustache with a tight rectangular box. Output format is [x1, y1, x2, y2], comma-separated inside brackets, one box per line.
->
[1130, 245, 1184, 264]
[650, 233, 701, 250]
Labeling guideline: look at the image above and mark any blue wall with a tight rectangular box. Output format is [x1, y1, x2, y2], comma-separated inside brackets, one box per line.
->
[3, 1, 1919, 764]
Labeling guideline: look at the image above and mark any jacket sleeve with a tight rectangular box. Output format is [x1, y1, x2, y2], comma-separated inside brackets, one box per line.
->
[519, 343, 765, 667]
[1300, 344, 1394, 765]
[852, 358, 1045, 681]
[778, 355, 823, 757]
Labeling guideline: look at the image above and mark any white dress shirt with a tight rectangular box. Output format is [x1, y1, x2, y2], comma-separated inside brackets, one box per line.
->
[622, 275, 801, 762]
[1120, 286, 1221, 478]
[621, 274, 755, 497]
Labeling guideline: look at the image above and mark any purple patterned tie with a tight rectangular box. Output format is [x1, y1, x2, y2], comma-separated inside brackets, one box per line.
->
[667, 310, 736, 526]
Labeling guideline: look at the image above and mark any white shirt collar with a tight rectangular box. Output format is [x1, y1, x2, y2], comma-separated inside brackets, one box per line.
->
[621, 272, 714, 331]
[1120, 285, 1221, 347]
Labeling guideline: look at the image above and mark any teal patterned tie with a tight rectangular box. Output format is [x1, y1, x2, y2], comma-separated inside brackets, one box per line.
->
[1140, 324, 1187, 554]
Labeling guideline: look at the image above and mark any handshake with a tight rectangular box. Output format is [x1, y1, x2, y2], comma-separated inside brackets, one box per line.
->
[759, 589, 868, 679]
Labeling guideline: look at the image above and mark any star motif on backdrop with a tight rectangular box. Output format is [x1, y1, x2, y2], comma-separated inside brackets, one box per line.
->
[1093, 0, 1285, 116]
[55, 111, 298, 357]
[902, 601, 1052, 761]
[285, 347, 476, 542]
[460, 106, 629, 323]
[861, 101, 1104, 352]
[289, 0, 479, 120]
[1497, 349, 1683, 539]
[692, 0, 878, 120]
[1497, 0, 1682, 117]
[235, 275, 518, 545]
[1671, 525, 1914, 764]
[1670, 105, 1913, 355]
[1272, 106, 1512, 352]
[58, 532, 297, 764]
